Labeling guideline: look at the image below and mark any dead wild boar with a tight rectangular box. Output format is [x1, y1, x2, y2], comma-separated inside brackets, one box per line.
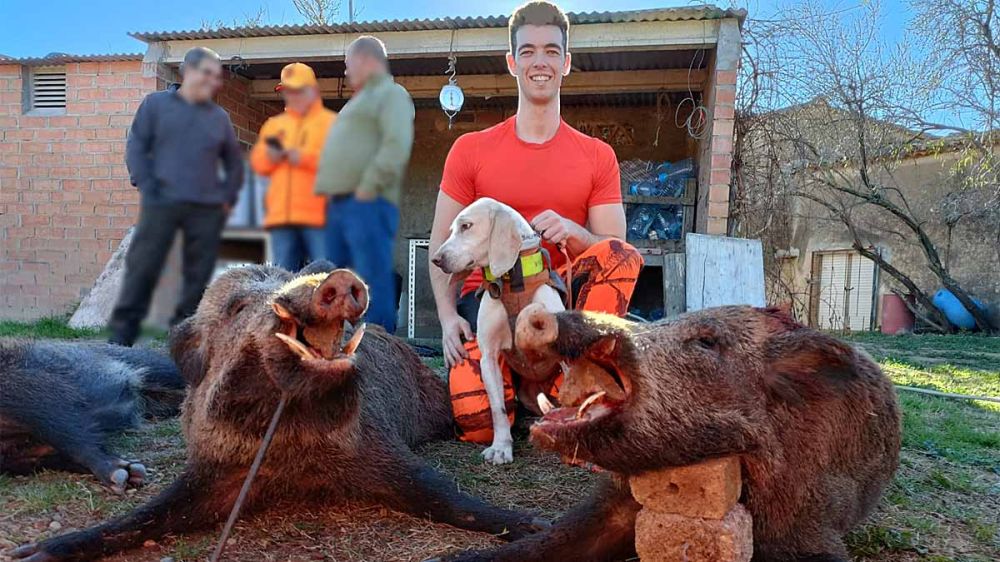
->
[0, 340, 184, 493]
[438, 304, 901, 562]
[12, 263, 543, 562]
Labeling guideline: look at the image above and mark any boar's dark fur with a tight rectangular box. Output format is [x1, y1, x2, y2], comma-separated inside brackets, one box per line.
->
[442, 305, 901, 562]
[12, 263, 541, 562]
[0, 340, 184, 492]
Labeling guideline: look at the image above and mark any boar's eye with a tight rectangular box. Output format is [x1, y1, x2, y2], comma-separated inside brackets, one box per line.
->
[696, 335, 719, 350]
[224, 295, 249, 317]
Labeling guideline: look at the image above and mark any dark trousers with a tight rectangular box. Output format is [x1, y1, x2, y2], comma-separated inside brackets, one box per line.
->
[108, 201, 227, 346]
[325, 195, 399, 333]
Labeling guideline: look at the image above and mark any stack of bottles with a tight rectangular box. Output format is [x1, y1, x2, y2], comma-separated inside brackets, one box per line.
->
[625, 158, 694, 242]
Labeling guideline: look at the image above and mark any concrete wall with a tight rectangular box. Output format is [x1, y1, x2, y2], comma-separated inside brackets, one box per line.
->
[780, 151, 1000, 328]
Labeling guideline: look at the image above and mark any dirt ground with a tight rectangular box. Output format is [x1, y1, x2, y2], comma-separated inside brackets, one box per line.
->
[0, 329, 998, 562]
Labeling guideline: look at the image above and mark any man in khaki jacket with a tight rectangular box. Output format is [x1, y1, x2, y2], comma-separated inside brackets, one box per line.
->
[315, 35, 415, 333]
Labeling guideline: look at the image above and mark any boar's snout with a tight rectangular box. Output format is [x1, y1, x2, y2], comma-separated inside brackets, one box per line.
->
[313, 270, 369, 324]
[515, 304, 559, 352]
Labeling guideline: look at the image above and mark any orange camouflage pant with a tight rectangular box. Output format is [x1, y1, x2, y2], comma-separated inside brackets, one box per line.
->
[449, 238, 643, 443]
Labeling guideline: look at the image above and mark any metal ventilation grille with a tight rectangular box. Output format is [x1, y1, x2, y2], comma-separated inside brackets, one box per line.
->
[31, 67, 67, 109]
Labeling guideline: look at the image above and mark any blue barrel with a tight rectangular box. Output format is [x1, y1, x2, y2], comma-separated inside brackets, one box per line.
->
[932, 289, 987, 330]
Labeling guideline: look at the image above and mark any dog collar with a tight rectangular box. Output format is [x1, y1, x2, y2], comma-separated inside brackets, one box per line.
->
[483, 249, 545, 282]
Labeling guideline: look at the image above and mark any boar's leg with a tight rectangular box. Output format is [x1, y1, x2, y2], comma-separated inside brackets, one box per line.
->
[375, 455, 547, 542]
[433, 477, 639, 562]
[1, 401, 145, 493]
[12, 468, 239, 562]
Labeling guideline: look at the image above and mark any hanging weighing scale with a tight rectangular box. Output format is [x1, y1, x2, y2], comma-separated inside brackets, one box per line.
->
[440, 52, 464, 129]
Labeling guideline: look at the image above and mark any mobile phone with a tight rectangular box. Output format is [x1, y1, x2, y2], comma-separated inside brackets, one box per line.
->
[265, 136, 284, 151]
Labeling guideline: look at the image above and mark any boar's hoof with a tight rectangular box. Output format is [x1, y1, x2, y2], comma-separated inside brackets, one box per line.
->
[106, 461, 147, 494]
[515, 304, 558, 352]
[10, 543, 59, 562]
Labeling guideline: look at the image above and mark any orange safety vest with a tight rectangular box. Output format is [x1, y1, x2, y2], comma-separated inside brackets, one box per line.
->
[250, 99, 336, 228]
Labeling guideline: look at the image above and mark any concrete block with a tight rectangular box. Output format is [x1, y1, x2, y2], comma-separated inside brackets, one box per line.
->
[635, 504, 753, 562]
[630, 456, 741, 519]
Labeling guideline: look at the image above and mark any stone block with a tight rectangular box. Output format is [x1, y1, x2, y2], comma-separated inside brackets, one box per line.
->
[629, 456, 741, 519]
[635, 504, 753, 562]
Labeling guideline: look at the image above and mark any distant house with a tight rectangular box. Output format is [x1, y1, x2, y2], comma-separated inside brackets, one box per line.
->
[1, 6, 746, 335]
[744, 98, 999, 330]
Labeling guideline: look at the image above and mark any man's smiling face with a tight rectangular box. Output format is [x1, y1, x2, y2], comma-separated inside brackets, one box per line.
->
[507, 24, 571, 105]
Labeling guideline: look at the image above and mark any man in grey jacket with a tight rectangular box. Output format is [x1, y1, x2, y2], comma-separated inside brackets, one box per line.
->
[108, 47, 244, 346]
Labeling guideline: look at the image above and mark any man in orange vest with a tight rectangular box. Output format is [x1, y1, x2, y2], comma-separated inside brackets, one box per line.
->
[250, 63, 336, 271]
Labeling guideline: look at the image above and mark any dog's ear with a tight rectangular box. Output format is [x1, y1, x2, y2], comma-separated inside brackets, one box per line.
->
[169, 318, 207, 388]
[488, 207, 523, 276]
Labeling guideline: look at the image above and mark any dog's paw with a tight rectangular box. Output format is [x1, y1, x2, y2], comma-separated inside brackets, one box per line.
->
[481, 441, 513, 465]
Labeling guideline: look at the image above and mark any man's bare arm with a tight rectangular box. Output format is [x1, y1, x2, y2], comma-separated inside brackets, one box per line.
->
[531, 203, 627, 258]
[430, 191, 474, 367]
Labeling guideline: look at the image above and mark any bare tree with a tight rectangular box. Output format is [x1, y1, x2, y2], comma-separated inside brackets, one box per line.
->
[201, 5, 269, 30]
[733, 0, 996, 333]
[292, 0, 341, 25]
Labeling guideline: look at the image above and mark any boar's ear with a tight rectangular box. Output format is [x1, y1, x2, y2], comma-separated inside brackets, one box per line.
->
[169, 318, 207, 388]
[763, 330, 857, 406]
[299, 259, 336, 276]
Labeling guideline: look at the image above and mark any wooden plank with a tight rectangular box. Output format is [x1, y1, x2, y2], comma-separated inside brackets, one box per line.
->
[685, 233, 765, 311]
[154, 20, 722, 64]
[662, 253, 686, 318]
[249, 69, 707, 100]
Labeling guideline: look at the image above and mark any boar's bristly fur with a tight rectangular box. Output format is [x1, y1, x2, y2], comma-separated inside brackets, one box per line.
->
[12, 264, 543, 562]
[442, 305, 901, 562]
[0, 340, 184, 492]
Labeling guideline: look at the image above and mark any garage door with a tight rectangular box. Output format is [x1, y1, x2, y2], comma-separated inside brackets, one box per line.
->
[815, 251, 875, 331]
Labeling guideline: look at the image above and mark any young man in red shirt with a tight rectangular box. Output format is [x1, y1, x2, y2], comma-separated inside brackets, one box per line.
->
[429, 1, 643, 450]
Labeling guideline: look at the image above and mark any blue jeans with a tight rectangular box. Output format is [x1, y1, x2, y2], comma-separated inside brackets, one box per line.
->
[326, 196, 399, 333]
[269, 226, 327, 272]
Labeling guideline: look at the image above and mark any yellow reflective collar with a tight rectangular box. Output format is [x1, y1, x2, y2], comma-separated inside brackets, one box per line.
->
[483, 250, 545, 282]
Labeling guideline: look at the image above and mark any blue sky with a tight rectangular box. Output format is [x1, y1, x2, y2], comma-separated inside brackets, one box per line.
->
[0, 0, 912, 58]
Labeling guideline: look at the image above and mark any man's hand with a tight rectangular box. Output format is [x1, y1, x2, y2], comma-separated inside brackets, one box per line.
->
[266, 147, 285, 164]
[531, 210, 574, 246]
[286, 148, 301, 166]
[354, 188, 377, 202]
[441, 311, 474, 368]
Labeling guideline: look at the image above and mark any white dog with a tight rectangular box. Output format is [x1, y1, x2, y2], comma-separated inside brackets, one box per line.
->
[432, 198, 566, 465]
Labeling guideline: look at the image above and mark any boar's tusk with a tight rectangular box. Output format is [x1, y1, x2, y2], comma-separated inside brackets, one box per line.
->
[275, 332, 316, 360]
[576, 391, 606, 419]
[537, 392, 555, 415]
[342, 323, 366, 355]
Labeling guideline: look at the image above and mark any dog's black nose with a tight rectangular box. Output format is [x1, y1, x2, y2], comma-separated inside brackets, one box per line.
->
[431, 255, 444, 268]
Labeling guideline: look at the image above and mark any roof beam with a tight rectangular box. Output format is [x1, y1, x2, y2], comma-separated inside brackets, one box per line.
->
[249, 69, 707, 101]
[154, 20, 721, 64]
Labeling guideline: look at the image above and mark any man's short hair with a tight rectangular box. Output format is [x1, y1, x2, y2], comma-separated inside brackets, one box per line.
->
[508, 1, 570, 53]
[348, 36, 389, 65]
[181, 46, 222, 73]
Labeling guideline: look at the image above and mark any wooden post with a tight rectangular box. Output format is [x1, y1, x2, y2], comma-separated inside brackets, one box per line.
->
[629, 456, 753, 562]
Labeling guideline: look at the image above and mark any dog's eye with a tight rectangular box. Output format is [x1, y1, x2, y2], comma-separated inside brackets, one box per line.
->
[460, 222, 472, 232]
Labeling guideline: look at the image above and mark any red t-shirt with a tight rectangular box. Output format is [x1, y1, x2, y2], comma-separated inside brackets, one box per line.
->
[440, 116, 622, 295]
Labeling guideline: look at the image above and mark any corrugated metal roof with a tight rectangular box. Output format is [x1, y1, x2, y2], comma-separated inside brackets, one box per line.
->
[0, 53, 144, 66]
[130, 6, 746, 42]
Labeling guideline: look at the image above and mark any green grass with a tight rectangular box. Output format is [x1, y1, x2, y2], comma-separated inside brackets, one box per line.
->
[0, 317, 100, 339]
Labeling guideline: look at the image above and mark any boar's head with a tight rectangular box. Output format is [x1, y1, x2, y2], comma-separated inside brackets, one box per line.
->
[517, 303, 861, 475]
[169, 261, 368, 396]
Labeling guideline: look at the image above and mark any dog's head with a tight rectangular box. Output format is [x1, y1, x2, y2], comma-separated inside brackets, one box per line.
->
[432, 197, 536, 277]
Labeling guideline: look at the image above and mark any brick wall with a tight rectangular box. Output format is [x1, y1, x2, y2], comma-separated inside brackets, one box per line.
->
[0, 60, 154, 320]
[0, 59, 279, 322]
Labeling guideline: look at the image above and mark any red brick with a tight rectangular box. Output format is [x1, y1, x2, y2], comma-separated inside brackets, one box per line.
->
[22, 191, 51, 203]
[35, 128, 68, 141]
[66, 101, 96, 114]
[95, 204, 126, 216]
[52, 141, 81, 153]
[50, 116, 80, 127]
[80, 167, 110, 178]
[95, 101, 127, 113]
[706, 217, 728, 235]
[81, 215, 110, 228]
[95, 74, 127, 87]
[0, 142, 19, 154]
[715, 70, 738, 87]
[4, 129, 34, 141]
[21, 214, 50, 226]
[22, 142, 50, 153]
[81, 191, 111, 204]
[64, 128, 97, 140]
[714, 87, 736, 105]
[65, 153, 95, 165]
[109, 115, 133, 127]
[710, 169, 732, 186]
[95, 128, 125, 140]
[68, 74, 96, 88]
[79, 115, 110, 128]
[714, 104, 735, 120]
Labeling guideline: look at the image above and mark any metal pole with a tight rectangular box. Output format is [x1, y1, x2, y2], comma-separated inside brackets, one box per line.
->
[349, 0, 354, 22]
